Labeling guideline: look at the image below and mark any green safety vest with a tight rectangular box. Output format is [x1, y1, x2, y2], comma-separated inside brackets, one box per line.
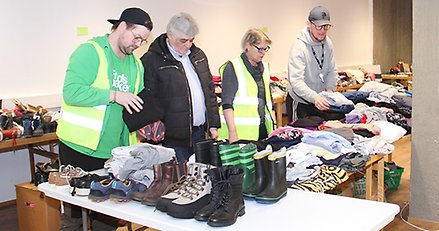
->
[57, 41, 141, 150]
[218, 57, 274, 140]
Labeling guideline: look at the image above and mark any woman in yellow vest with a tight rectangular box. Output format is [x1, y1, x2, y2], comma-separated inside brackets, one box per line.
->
[218, 28, 275, 143]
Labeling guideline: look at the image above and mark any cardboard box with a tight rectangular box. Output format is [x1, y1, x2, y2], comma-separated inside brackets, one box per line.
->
[15, 182, 60, 231]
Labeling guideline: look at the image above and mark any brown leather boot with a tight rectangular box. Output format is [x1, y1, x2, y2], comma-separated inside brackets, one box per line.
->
[175, 160, 188, 181]
[131, 158, 184, 202]
[141, 164, 174, 206]
[130, 164, 162, 201]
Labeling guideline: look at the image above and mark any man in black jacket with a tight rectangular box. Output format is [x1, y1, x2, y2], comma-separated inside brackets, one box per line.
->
[140, 12, 220, 161]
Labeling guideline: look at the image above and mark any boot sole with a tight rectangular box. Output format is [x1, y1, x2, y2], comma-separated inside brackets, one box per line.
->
[255, 191, 287, 204]
[207, 206, 245, 227]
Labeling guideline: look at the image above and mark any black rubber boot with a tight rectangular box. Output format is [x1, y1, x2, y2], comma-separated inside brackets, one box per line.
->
[210, 140, 226, 167]
[194, 139, 214, 165]
[245, 145, 272, 197]
[207, 166, 245, 227]
[255, 147, 287, 203]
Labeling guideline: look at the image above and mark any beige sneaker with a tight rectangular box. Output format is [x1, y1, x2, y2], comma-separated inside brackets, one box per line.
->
[55, 165, 89, 191]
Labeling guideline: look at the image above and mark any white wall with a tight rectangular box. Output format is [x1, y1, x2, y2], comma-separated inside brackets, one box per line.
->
[0, 0, 373, 202]
[0, 0, 372, 101]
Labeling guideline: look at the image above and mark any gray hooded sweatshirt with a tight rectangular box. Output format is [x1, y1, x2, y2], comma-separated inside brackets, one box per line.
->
[288, 26, 337, 104]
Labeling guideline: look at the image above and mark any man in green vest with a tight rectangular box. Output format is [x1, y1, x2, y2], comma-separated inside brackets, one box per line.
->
[56, 7, 153, 230]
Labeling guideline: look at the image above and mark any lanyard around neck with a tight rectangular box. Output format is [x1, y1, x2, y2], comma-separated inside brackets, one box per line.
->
[311, 44, 324, 69]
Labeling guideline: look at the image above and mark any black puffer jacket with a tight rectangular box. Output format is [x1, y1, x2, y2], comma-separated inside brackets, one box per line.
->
[140, 33, 220, 147]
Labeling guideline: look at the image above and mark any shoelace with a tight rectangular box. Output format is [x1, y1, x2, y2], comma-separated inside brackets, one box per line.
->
[163, 176, 192, 196]
[217, 180, 232, 211]
[180, 175, 208, 200]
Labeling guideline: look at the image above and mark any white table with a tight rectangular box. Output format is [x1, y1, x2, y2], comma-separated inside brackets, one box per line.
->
[38, 183, 399, 231]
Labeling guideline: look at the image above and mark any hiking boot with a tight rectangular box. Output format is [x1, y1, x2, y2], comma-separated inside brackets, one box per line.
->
[155, 162, 200, 213]
[166, 164, 213, 219]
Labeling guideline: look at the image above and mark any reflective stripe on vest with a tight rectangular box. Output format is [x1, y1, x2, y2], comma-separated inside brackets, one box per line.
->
[57, 41, 141, 150]
[218, 57, 274, 140]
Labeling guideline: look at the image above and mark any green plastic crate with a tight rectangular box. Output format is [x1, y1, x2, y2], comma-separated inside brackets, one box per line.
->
[352, 176, 366, 199]
[384, 162, 404, 190]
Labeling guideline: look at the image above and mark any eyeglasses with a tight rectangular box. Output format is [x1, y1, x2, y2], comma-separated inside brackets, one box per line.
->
[312, 23, 332, 31]
[130, 30, 148, 46]
[252, 44, 270, 53]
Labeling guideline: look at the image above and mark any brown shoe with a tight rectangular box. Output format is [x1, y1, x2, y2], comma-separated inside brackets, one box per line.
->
[141, 164, 174, 206]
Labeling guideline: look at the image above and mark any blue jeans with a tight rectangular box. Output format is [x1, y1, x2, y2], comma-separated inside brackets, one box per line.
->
[165, 124, 207, 162]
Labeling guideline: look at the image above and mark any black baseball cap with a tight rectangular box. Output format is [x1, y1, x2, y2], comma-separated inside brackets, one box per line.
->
[308, 6, 331, 26]
[108, 7, 153, 30]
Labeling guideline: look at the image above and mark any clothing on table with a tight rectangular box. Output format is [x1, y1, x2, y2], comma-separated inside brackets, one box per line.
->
[107, 143, 175, 187]
[289, 165, 349, 192]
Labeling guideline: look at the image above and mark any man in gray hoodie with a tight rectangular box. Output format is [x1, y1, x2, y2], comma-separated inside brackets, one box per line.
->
[287, 6, 338, 120]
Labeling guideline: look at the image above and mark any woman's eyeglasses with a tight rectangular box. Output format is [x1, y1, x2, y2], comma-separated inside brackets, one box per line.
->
[253, 44, 270, 53]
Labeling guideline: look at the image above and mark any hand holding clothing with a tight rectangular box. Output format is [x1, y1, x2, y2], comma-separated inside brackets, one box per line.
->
[314, 95, 330, 111]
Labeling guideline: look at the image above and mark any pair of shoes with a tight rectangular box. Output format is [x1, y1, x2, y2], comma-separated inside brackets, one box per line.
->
[136, 158, 187, 206]
[69, 174, 105, 196]
[194, 166, 245, 227]
[50, 165, 89, 191]
[33, 161, 59, 186]
[88, 177, 137, 202]
[157, 163, 213, 219]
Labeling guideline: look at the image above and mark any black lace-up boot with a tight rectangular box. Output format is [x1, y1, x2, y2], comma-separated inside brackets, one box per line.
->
[194, 167, 222, 221]
[207, 166, 245, 227]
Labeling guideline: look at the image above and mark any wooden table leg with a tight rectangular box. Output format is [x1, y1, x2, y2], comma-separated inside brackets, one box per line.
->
[28, 144, 36, 182]
[387, 152, 392, 162]
[365, 163, 373, 200]
[377, 157, 385, 202]
[275, 102, 283, 128]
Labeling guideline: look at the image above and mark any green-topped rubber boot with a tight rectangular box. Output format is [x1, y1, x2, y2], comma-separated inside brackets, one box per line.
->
[218, 144, 241, 166]
[255, 147, 287, 203]
[245, 145, 272, 198]
[239, 143, 257, 197]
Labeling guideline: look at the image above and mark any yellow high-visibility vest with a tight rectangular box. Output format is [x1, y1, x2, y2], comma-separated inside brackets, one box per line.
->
[57, 41, 141, 150]
[218, 57, 274, 140]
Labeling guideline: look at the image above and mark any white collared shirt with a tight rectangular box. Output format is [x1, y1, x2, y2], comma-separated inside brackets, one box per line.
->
[166, 39, 206, 126]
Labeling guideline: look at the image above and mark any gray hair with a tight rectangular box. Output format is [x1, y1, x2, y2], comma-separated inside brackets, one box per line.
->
[241, 28, 272, 52]
[166, 12, 199, 37]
